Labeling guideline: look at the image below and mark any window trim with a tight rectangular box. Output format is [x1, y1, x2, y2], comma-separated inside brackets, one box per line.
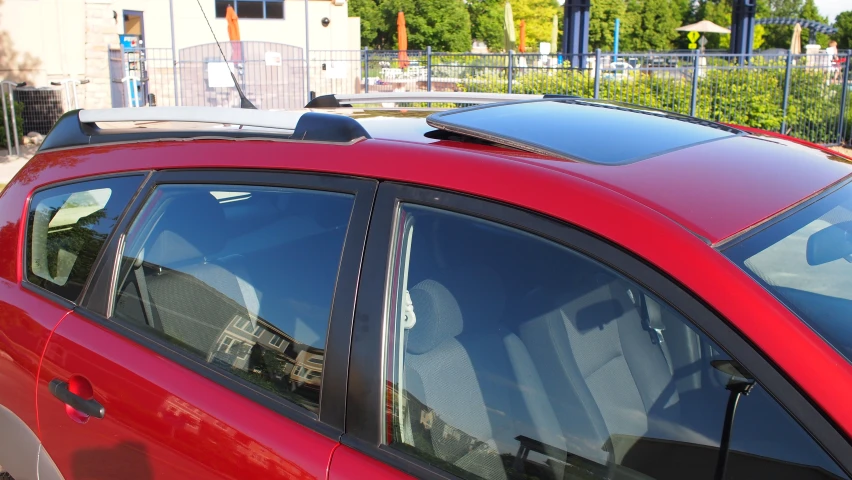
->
[21, 171, 152, 307]
[214, 0, 285, 20]
[344, 182, 852, 479]
[78, 169, 377, 436]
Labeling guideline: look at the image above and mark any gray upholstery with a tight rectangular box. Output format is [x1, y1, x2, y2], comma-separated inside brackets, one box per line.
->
[119, 191, 260, 358]
[519, 278, 680, 464]
[407, 280, 464, 355]
[405, 279, 507, 480]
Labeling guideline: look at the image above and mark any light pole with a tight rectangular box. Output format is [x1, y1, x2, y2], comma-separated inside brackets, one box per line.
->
[169, 0, 180, 106]
[304, 0, 311, 104]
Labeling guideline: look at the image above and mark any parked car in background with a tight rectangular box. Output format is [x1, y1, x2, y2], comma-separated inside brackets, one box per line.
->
[1, 93, 852, 480]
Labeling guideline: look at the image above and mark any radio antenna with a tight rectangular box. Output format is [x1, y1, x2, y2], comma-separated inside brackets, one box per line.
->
[194, 0, 256, 109]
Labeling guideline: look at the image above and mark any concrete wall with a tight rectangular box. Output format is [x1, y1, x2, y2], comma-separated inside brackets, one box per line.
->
[0, 0, 359, 108]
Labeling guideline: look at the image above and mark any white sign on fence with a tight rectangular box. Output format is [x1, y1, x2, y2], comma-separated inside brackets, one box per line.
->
[207, 62, 236, 88]
[265, 51, 282, 67]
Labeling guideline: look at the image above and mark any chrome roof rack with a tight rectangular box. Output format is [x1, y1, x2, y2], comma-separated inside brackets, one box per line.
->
[305, 92, 578, 108]
[39, 107, 371, 151]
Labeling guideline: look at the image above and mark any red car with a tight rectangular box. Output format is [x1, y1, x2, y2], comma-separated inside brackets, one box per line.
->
[1, 94, 852, 480]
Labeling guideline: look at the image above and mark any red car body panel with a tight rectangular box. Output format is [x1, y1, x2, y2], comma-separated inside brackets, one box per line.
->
[0, 125, 851, 476]
[36, 311, 336, 479]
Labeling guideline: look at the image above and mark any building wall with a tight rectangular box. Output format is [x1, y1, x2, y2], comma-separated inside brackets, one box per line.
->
[0, 0, 359, 108]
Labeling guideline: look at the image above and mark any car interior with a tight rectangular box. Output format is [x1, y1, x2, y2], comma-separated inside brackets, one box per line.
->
[389, 205, 846, 480]
[111, 185, 354, 411]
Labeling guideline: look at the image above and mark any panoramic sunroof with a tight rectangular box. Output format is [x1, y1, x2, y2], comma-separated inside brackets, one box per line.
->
[426, 99, 743, 165]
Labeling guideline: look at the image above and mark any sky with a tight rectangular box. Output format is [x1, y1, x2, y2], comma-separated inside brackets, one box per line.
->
[815, 0, 847, 23]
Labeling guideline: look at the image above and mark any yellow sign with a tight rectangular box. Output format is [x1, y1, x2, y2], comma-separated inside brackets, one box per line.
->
[687, 31, 700, 42]
[688, 42, 698, 49]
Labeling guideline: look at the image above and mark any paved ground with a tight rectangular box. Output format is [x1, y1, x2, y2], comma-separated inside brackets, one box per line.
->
[0, 145, 38, 185]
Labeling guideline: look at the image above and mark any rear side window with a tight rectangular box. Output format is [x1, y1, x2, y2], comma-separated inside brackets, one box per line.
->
[111, 184, 354, 413]
[26, 175, 143, 302]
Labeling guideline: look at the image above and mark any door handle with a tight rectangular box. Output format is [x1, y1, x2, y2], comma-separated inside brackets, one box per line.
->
[49, 379, 105, 419]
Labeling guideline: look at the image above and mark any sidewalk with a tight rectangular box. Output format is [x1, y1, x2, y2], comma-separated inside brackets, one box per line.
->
[0, 145, 37, 186]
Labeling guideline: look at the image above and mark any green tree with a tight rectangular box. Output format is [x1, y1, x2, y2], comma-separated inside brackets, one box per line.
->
[800, 0, 830, 47]
[349, 0, 383, 48]
[588, 0, 627, 51]
[377, 0, 472, 52]
[762, 0, 803, 49]
[468, 0, 504, 51]
[511, 0, 561, 50]
[621, 0, 680, 51]
[834, 11, 852, 49]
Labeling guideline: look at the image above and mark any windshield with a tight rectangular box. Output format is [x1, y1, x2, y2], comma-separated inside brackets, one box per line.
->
[724, 180, 852, 362]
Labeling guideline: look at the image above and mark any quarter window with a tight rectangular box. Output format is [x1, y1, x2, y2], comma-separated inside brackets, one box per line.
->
[26, 175, 143, 302]
[384, 204, 846, 480]
[111, 184, 353, 413]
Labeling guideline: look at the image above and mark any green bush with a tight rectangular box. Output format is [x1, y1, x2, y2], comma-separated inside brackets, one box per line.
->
[0, 100, 24, 150]
[456, 65, 850, 145]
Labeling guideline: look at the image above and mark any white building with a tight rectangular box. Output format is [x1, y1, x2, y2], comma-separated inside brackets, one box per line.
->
[0, 0, 361, 109]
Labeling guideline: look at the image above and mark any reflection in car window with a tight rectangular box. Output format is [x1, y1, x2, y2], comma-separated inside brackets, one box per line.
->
[111, 184, 353, 413]
[26, 175, 143, 302]
[724, 182, 852, 363]
[384, 204, 846, 480]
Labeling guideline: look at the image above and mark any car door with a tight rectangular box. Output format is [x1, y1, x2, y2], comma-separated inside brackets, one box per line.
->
[35, 170, 376, 479]
[332, 182, 852, 480]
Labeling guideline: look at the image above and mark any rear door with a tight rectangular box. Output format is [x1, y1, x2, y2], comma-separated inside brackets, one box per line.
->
[36, 170, 375, 478]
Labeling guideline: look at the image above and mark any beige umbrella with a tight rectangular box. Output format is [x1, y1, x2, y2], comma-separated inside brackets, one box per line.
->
[791, 22, 802, 55]
[676, 20, 732, 34]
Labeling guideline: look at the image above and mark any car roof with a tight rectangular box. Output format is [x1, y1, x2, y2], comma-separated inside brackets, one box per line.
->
[35, 102, 852, 245]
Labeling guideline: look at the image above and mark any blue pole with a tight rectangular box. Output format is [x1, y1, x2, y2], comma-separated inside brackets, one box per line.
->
[614, 18, 620, 63]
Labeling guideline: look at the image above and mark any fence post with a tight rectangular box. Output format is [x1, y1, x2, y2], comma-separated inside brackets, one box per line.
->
[781, 50, 794, 136]
[594, 49, 601, 99]
[689, 50, 700, 117]
[508, 50, 514, 94]
[1, 85, 10, 156]
[427, 46, 432, 92]
[837, 51, 850, 145]
[364, 47, 369, 94]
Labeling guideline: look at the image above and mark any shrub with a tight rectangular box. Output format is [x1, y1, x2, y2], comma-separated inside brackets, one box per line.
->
[0, 100, 24, 150]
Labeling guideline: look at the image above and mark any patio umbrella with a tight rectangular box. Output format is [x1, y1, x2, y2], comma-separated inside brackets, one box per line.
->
[397, 11, 409, 69]
[551, 14, 558, 52]
[226, 5, 242, 62]
[519, 20, 526, 53]
[504, 2, 515, 52]
[675, 20, 731, 34]
[791, 22, 802, 55]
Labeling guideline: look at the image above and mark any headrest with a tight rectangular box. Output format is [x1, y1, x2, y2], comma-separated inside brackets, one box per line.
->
[143, 191, 227, 266]
[407, 280, 463, 355]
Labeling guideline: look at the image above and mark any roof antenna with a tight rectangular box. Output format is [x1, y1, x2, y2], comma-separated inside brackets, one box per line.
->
[195, 0, 256, 109]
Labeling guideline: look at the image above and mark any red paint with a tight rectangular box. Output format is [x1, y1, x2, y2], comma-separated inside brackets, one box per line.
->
[327, 445, 415, 480]
[37, 311, 336, 479]
[0, 127, 851, 476]
[35, 309, 72, 436]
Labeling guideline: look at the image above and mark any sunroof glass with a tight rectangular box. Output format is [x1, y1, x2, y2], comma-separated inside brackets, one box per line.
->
[426, 100, 740, 165]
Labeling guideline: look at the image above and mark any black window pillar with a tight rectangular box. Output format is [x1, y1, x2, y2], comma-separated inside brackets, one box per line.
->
[562, 0, 590, 69]
[730, 0, 756, 57]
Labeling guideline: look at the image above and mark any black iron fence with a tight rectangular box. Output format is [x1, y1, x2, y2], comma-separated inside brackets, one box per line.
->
[4, 46, 852, 154]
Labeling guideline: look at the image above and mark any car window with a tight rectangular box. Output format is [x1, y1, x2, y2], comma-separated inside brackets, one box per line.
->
[26, 175, 143, 302]
[111, 184, 353, 413]
[384, 204, 846, 480]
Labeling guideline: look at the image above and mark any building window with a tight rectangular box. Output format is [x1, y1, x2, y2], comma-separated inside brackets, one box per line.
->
[234, 317, 262, 336]
[269, 334, 284, 348]
[215, 0, 284, 20]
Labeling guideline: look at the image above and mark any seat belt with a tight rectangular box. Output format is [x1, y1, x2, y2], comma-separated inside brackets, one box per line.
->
[133, 265, 163, 331]
[643, 295, 674, 376]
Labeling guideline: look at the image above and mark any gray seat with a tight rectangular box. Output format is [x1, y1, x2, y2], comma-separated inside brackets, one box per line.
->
[404, 278, 574, 480]
[519, 273, 680, 465]
[115, 191, 260, 360]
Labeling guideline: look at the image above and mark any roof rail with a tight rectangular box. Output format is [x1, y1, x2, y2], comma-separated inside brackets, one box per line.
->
[305, 92, 578, 108]
[39, 107, 371, 151]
